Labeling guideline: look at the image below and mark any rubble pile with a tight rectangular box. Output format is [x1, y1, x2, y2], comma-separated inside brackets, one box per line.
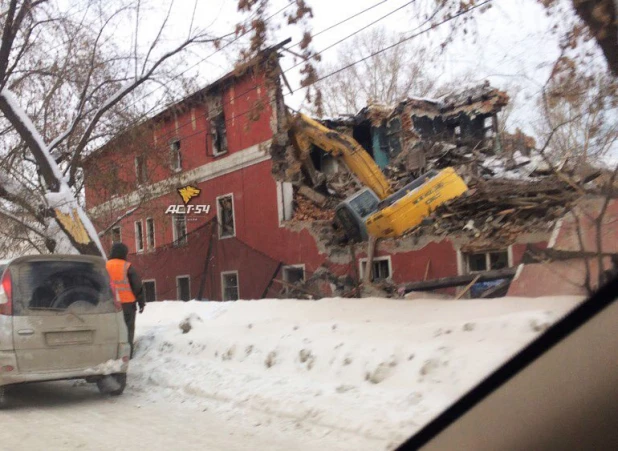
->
[292, 195, 335, 221]
[413, 177, 580, 243]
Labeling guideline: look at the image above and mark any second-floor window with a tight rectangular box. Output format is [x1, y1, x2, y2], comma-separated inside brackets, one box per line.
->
[135, 155, 147, 185]
[211, 112, 228, 156]
[135, 220, 144, 253]
[170, 139, 181, 171]
[146, 218, 155, 250]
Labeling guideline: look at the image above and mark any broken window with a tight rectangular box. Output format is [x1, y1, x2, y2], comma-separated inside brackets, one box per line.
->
[172, 214, 187, 246]
[135, 155, 147, 185]
[283, 265, 305, 284]
[217, 194, 235, 238]
[221, 271, 239, 301]
[360, 257, 392, 282]
[211, 112, 228, 156]
[170, 139, 181, 171]
[176, 276, 191, 301]
[143, 280, 156, 303]
[134, 220, 144, 253]
[465, 249, 509, 273]
[111, 226, 121, 244]
[146, 218, 155, 250]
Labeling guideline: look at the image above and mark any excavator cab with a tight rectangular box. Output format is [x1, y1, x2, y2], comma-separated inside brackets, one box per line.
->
[334, 188, 381, 243]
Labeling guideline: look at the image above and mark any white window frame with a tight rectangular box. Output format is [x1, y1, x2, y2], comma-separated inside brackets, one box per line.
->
[456, 246, 514, 276]
[135, 155, 147, 185]
[134, 220, 144, 253]
[276, 181, 294, 226]
[146, 217, 156, 250]
[358, 256, 393, 281]
[216, 193, 236, 239]
[221, 270, 240, 301]
[172, 213, 188, 246]
[143, 279, 157, 303]
[210, 112, 228, 157]
[111, 226, 122, 244]
[169, 139, 182, 172]
[176, 275, 191, 301]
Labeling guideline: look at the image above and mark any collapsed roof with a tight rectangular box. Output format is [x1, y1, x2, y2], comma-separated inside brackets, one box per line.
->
[277, 81, 599, 247]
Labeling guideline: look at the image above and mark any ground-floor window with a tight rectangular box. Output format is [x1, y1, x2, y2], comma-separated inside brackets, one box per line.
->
[143, 280, 156, 302]
[221, 271, 239, 301]
[282, 265, 305, 284]
[464, 249, 510, 273]
[176, 275, 191, 301]
[359, 256, 392, 281]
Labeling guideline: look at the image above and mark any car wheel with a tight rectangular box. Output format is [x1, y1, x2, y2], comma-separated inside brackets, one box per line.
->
[96, 373, 127, 396]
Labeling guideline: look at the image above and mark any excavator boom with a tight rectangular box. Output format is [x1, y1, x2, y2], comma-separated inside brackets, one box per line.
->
[290, 113, 393, 200]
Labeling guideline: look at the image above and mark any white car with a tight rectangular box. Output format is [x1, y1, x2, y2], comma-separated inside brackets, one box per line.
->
[0, 254, 130, 406]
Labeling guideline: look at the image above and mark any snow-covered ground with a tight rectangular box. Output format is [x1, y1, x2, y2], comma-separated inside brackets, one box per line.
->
[125, 295, 582, 450]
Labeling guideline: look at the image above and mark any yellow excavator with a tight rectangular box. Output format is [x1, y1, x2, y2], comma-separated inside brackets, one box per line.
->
[289, 113, 469, 242]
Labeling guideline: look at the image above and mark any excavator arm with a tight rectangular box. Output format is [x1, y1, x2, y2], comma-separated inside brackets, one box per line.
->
[289, 113, 393, 200]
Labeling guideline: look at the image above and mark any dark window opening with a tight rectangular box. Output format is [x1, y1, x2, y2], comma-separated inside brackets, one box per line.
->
[466, 249, 509, 273]
[177, 276, 190, 301]
[352, 121, 373, 157]
[135, 155, 147, 185]
[222, 272, 239, 301]
[143, 280, 156, 303]
[283, 266, 305, 284]
[217, 195, 235, 238]
[211, 112, 228, 156]
[14, 261, 115, 314]
[111, 226, 121, 244]
[361, 258, 391, 282]
[146, 218, 155, 249]
[170, 140, 181, 171]
[135, 221, 144, 252]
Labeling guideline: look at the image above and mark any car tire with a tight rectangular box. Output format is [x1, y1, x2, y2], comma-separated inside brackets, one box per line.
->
[96, 373, 127, 396]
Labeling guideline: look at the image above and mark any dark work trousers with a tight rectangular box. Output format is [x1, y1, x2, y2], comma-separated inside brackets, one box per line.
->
[122, 302, 137, 358]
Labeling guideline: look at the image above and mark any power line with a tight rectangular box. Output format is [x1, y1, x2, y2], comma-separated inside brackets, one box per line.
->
[110, 0, 418, 151]
[91, 0, 491, 168]
[114, 2, 296, 119]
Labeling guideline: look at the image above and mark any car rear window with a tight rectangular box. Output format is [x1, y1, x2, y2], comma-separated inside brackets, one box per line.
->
[11, 260, 115, 315]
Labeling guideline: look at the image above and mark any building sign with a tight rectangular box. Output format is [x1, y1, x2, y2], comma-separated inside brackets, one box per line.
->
[165, 185, 211, 215]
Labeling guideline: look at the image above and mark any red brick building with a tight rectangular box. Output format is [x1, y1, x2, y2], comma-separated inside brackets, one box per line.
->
[84, 47, 548, 301]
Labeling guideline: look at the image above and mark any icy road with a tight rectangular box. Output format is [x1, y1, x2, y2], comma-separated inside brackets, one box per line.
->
[0, 296, 582, 450]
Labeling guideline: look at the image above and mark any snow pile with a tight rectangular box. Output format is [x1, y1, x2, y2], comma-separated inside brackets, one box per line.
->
[130, 296, 581, 449]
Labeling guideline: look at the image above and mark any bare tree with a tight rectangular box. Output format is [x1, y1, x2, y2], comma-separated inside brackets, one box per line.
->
[0, 0, 316, 257]
[311, 26, 444, 117]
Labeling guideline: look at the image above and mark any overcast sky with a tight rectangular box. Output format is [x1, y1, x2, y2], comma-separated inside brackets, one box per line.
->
[122, 0, 609, 144]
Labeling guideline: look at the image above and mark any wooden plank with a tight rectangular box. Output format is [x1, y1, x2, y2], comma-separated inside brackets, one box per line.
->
[424, 260, 431, 281]
[401, 268, 517, 293]
[455, 275, 481, 300]
[271, 278, 321, 299]
[260, 262, 283, 299]
[363, 236, 378, 284]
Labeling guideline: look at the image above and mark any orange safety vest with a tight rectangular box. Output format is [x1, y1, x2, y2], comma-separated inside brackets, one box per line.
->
[106, 259, 136, 303]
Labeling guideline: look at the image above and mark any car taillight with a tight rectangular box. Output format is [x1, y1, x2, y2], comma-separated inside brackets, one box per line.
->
[0, 270, 12, 316]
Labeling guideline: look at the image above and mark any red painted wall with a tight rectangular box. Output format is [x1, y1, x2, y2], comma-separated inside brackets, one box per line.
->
[87, 67, 547, 301]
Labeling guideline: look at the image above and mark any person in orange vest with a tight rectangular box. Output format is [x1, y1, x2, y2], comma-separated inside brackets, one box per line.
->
[106, 242, 144, 358]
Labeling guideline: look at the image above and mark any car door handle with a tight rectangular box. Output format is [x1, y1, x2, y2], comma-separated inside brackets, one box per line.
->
[17, 329, 34, 336]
